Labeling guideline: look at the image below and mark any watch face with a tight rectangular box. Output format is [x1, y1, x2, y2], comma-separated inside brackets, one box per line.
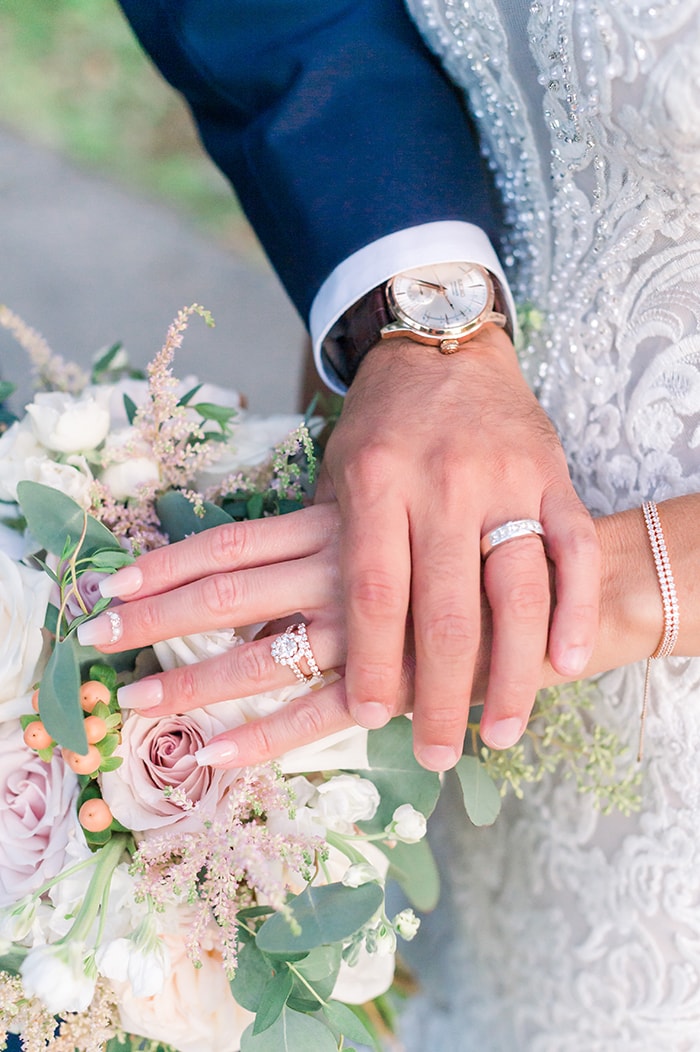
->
[387, 262, 492, 337]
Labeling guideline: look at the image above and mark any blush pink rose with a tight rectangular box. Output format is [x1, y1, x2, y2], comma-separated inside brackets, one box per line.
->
[100, 709, 242, 833]
[0, 721, 82, 907]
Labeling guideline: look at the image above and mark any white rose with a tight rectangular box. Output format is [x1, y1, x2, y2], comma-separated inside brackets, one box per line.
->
[21, 941, 95, 1014]
[116, 910, 253, 1052]
[388, 804, 427, 844]
[312, 775, 380, 832]
[194, 412, 306, 489]
[0, 553, 53, 721]
[26, 391, 110, 454]
[23, 454, 94, 510]
[99, 428, 160, 500]
[0, 722, 82, 907]
[332, 941, 395, 1005]
[0, 418, 44, 501]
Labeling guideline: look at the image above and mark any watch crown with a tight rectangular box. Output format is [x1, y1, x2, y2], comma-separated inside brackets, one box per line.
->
[439, 339, 460, 354]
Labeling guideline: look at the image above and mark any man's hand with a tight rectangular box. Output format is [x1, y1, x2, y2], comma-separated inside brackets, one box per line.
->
[315, 327, 600, 770]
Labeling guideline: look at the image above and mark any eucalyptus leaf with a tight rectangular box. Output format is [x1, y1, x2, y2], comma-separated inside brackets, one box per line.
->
[156, 490, 232, 542]
[38, 635, 87, 754]
[322, 1001, 376, 1046]
[230, 935, 277, 1012]
[246, 493, 264, 519]
[287, 945, 341, 1013]
[0, 947, 28, 975]
[256, 884, 383, 955]
[17, 481, 122, 559]
[352, 717, 441, 832]
[253, 966, 294, 1035]
[455, 755, 502, 826]
[240, 1008, 338, 1052]
[375, 836, 440, 912]
[0, 380, 16, 401]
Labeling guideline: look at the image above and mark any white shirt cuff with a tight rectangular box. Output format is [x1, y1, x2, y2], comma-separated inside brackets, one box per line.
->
[310, 220, 516, 392]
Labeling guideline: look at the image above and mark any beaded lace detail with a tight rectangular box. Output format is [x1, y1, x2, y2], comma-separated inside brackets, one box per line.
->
[400, 2, 700, 1048]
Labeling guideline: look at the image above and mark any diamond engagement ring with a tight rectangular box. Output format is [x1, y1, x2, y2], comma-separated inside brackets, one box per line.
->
[480, 519, 546, 559]
[270, 622, 322, 684]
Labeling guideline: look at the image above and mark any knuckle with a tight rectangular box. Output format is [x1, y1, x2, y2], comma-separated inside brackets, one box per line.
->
[421, 612, 477, 658]
[233, 643, 273, 686]
[344, 442, 397, 494]
[504, 578, 551, 622]
[352, 570, 404, 620]
[210, 522, 250, 566]
[418, 702, 468, 737]
[286, 697, 329, 743]
[172, 666, 198, 709]
[133, 598, 163, 637]
[243, 721, 278, 763]
[352, 659, 397, 704]
[200, 572, 239, 616]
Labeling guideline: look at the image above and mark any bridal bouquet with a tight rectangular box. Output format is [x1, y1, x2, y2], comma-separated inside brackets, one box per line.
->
[0, 306, 438, 1052]
[0, 304, 641, 1052]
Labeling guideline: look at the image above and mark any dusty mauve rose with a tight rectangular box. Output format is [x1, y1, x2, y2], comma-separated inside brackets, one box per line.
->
[100, 709, 242, 833]
[0, 551, 53, 723]
[0, 721, 82, 907]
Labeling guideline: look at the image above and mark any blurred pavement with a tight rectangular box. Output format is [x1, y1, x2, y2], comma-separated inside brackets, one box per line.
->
[0, 129, 307, 412]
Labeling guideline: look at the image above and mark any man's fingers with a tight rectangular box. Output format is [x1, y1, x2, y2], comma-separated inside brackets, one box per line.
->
[409, 520, 481, 771]
[542, 487, 601, 677]
[100, 504, 339, 601]
[479, 535, 550, 748]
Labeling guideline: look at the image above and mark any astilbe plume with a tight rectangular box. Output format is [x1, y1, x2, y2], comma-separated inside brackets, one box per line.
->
[205, 422, 317, 506]
[0, 305, 89, 394]
[132, 766, 323, 977]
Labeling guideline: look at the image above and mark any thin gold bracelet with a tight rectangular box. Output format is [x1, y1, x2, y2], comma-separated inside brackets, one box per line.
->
[639, 500, 679, 760]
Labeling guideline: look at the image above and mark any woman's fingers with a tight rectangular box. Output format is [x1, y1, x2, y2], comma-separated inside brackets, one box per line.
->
[116, 619, 344, 715]
[100, 504, 340, 601]
[77, 551, 338, 652]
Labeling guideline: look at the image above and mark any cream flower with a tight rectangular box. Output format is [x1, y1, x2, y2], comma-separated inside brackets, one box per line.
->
[26, 390, 110, 454]
[0, 552, 53, 722]
[21, 941, 95, 1014]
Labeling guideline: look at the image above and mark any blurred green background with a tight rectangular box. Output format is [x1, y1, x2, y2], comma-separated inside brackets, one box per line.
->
[0, 0, 255, 252]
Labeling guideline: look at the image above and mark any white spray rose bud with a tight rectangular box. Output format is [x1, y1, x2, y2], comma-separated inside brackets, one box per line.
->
[365, 921, 397, 958]
[341, 863, 381, 889]
[21, 941, 96, 1013]
[313, 775, 380, 831]
[26, 391, 110, 454]
[392, 909, 421, 941]
[0, 895, 38, 942]
[388, 804, 427, 844]
[97, 923, 170, 998]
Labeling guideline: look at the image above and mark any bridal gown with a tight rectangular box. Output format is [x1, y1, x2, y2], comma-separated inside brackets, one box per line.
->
[400, 2, 700, 1049]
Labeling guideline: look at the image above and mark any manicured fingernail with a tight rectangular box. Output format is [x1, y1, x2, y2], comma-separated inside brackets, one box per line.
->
[117, 679, 163, 710]
[483, 717, 522, 750]
[558, 645, 590, 676]
[99, 565, 143, 599]
[77, 610, 123, 646]
[416, 745, 459, 771]
[195, 741, 240, 767]
[354, 702, 390, 729]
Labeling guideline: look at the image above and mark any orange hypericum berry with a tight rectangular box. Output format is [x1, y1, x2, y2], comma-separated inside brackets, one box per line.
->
[23, 721, 53, 751]
[63, 745, 102, 776]
[83, 715, 108, 745]
[80, 680, 111, 713]
[31, 689, 40, 712]
[78, 798, 113, 833]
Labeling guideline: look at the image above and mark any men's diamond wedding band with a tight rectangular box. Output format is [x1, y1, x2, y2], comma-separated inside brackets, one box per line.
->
[270, 622, 322, 684]
[480, 519, 546, 559]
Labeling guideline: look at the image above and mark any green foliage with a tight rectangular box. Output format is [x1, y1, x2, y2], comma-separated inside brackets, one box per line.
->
[155, 489, 233, 541]
[256, 883, 384, 956]
[16, 480, 126, 560]
[351, 718, 441, 833]
[38, 634, 87, 755]
[0, 948, 27, 975]
[375, 836, 440, 912]
[455, 755, 502, 826]
[240, 1007, 338, 1052]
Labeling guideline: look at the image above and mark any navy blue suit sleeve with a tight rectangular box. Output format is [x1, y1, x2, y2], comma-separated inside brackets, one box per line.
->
[117, 0, 500, 321]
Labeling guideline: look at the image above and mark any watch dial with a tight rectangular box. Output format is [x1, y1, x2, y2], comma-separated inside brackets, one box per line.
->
[390, 263, 490, 334]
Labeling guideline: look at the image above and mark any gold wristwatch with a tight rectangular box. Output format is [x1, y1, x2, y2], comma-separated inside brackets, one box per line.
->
[321, 262, 509, 387]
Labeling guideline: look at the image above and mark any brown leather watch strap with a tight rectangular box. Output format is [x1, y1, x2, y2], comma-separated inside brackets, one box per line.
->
[320, 286, 391, 388]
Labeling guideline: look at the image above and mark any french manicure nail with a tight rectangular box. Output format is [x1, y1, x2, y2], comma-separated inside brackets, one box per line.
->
[117, 679, 163, 710]
[99, 565, 143, 599]
[354, 702, 391, 729]
[195, 741, 240, 767]
[484, 716, 522, 750]
[77, 610, 123, 647]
